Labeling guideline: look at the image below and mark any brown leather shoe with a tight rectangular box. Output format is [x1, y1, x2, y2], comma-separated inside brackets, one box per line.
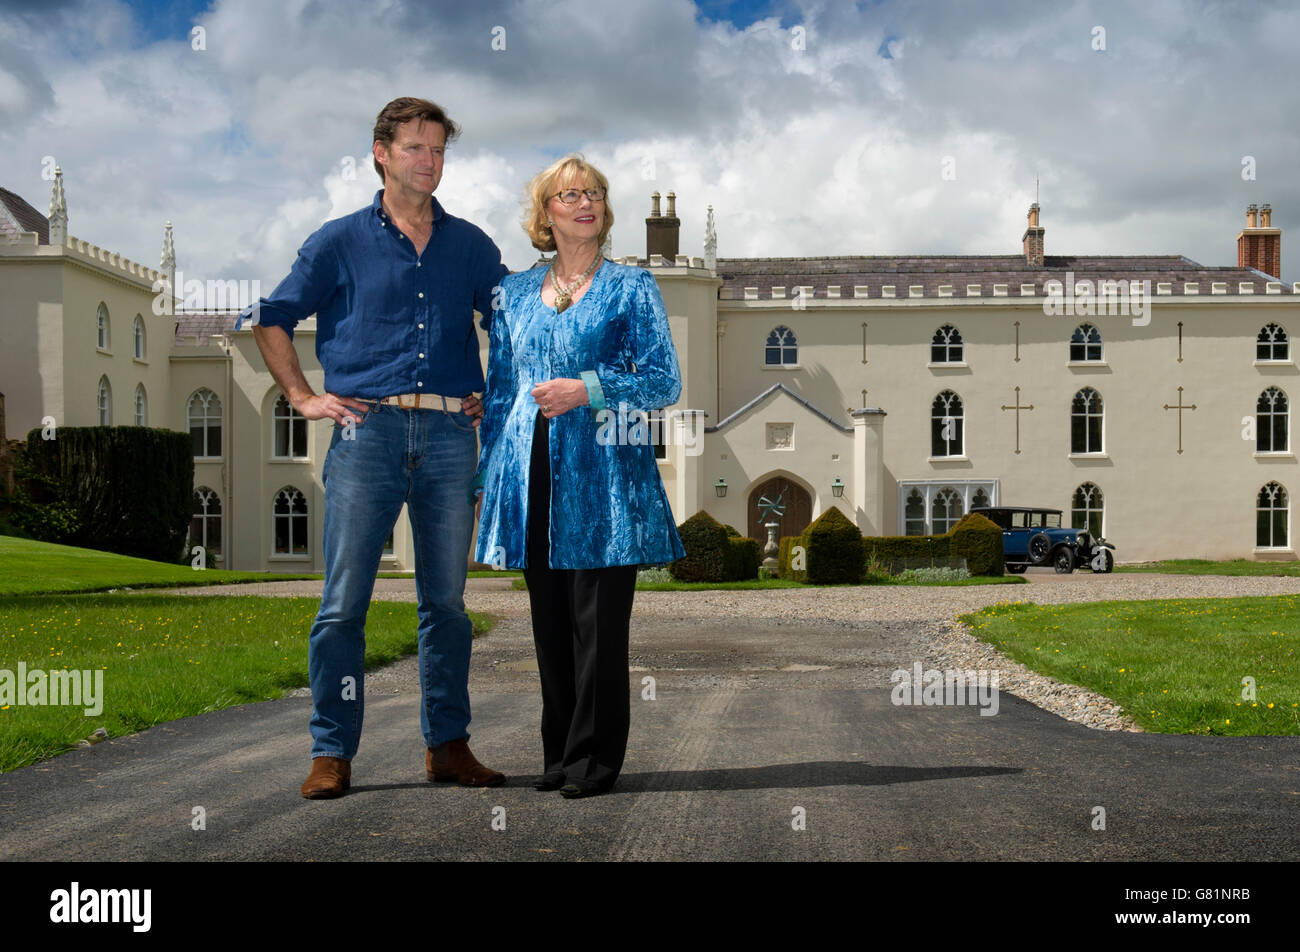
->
[301, 756, 351, 799]
[426, 739, 505, 787]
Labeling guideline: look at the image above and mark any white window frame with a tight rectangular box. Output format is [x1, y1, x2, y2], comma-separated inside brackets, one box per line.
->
[97, 376, 112, 425]
[273, 486, 310, 557]
[272, 393, 309, 459]
[1257, 481, 1289, 549]
[897, 479, 999, 535]
[189, 389, 223, 460]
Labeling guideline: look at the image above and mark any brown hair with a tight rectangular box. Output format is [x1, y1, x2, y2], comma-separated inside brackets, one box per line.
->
[372, 97, 460, 181]
[522, 154, 614, 252]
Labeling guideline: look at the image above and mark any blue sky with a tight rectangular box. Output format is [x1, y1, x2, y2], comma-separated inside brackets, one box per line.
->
[118, 0, 213, 45]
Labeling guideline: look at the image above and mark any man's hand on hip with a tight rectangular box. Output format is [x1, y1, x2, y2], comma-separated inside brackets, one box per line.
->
[295, 393, 372, 425]
[462, 393, 484, 428]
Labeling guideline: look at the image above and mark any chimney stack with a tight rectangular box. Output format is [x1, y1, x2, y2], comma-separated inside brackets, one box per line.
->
[646, 190, 680, 260]
[1022, 203, 1044, 268]
[1237, 203, 1281, 279]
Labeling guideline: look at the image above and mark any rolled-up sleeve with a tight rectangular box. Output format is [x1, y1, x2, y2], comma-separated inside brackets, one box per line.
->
[236, 227, 339, 337]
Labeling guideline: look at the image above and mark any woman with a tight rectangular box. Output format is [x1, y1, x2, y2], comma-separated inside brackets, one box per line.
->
[472, 155, 685, 798]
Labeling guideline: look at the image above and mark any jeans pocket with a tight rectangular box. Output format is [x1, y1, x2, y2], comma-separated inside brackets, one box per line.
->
[446, 409, 476, 433]
[334, 405, 374, 431]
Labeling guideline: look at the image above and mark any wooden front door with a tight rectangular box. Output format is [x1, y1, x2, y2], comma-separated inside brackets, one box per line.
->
[747, 476, 813, 543]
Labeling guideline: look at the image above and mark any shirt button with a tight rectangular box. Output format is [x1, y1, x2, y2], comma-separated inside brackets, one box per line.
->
[417, 381, 423, 387]
[419, 353, 425, 359]
[418, 292, 424, 298]
[418, 323, 424, 329]
[417, 262, 422, 268]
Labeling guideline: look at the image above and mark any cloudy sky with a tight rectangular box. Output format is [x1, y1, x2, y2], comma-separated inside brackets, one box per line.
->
[1, 0, 1296, 298]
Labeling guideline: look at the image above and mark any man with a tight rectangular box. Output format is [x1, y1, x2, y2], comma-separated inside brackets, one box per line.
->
[239, 97, 508, 798]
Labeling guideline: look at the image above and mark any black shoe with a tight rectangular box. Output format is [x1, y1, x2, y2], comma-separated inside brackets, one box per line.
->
[559, 780, 607, 799]
[533, 771, 565, 791]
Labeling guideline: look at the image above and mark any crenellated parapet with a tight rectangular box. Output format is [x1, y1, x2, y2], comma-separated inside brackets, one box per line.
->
[62, 234, 167, 284]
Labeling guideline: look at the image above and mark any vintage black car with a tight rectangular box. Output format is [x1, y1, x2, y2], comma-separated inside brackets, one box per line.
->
[970, 506, 1115, 574]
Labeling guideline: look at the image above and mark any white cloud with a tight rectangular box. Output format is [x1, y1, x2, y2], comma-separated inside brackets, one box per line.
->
[0, 0, 1296, 292]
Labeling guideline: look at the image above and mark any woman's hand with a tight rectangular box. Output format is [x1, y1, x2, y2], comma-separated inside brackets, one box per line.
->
[531, 379, 590, 418]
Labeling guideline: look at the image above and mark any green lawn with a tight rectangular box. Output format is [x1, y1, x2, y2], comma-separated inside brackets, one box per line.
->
[1116, 559, 1300, 576]
[0, 536, 318, 596]
[960, 595, 1300, 735]
[0, 593, 492, 773]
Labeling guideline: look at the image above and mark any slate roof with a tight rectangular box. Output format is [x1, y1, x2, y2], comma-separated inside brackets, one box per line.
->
[0, 187, 49, 244]
[714, 254, 1292, 298]
[174, 311, 241, 344]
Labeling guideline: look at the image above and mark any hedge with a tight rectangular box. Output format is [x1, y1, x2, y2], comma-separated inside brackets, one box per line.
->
[18, 426, 193, 563]
[773, 509, 1005, 580]
[862, 514, 1003, 576]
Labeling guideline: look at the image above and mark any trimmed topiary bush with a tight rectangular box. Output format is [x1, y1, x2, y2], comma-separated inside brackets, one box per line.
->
[948, 512, 1004, 576]
[671, 511, 762, 582]
[804, 506, 865, 584]
[670, 511, 732, 581]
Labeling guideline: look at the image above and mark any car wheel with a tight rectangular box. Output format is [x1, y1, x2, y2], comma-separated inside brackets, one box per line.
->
[1053, 548, 1074, 574]
[1090, 546, 1115, 574]
[1028, 532, 1052, 564]
[1006, 563, 1027, 574]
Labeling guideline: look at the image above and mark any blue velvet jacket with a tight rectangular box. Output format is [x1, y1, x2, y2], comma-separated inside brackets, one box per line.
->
[473, 260, 686, 569]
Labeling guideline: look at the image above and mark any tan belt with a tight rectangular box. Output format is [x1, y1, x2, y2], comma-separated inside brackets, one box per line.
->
[368, 393, 466, 412]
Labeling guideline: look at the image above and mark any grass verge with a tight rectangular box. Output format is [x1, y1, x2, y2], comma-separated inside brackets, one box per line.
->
[959, 595, 1300, 735]
[1116, 559, 1300, 576]
[0, 593, 492, 772]
[0, 536, 317, 596]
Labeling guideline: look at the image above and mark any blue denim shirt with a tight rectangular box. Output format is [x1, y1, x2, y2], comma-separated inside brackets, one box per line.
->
[236, 190, 507, 399]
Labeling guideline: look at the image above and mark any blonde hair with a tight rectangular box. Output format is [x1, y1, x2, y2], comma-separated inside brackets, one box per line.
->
[523, 154, 614, 252]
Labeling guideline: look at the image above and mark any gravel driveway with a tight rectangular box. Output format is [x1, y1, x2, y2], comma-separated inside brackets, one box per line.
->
[158, 570, 1300, 734]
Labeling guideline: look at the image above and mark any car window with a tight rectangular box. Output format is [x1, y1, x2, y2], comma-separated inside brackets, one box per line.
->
[1046, 512, 1061, 528]
[1011, 512, 1028, 529]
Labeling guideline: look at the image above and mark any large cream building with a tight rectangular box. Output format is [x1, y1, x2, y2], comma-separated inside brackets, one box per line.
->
[1, 171, 1296, 569]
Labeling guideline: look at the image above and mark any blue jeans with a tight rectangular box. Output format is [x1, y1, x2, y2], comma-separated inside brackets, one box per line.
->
[307, 401, 478, 761]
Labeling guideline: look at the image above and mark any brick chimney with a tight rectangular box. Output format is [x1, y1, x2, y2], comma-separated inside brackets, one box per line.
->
[1237, 203, 1281, 278]
[1022, 203, 1044, 267]
[646, 190, 680, 259]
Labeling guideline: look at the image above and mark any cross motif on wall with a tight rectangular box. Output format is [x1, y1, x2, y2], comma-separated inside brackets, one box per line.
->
[1000, 386, 1034, 454]
[1163, 386, 1196, 454]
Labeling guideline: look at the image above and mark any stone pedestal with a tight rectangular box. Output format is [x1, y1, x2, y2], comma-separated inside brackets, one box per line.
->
[762, 521, 780, 570]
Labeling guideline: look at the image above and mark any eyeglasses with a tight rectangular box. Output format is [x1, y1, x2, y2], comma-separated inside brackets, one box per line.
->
[551, 187, 606, 204]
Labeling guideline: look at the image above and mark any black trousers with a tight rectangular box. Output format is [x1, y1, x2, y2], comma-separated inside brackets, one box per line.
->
[522, 411, 638, 789]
